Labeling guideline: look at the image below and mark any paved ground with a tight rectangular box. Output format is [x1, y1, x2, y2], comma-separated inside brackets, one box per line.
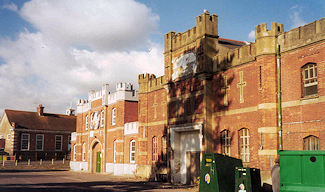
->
[0, 163, 199, 192]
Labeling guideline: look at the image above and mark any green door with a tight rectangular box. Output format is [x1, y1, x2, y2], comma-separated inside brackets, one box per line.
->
[96, 152, 101, 173]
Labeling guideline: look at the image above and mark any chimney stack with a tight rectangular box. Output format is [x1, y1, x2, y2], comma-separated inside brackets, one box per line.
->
[37, 104, 44, 117]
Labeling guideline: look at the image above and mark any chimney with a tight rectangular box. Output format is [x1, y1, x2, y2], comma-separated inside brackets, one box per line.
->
[37, 104, 44, 117]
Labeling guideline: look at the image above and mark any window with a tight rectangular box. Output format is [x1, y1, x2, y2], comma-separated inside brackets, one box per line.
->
[221, 130, 231, 156]
[7, 134, 10, 140]
[73, 145, 76, 161]
[112, 108, 116, 125]
[162, 136, 167, 162]
[68, 136, 71, 152]
[82, 143, 86, 161]
[153, 136, 158, 161]
[85, 115, 89, 130]
[21, 134, 30, 150]
[239, 128, 250, 162]
[36, 134, 44, 151]
[130, 140, 135, 163]
[90, 113, 94, 129]
[304, 135, 319, 150]
[113, 140, 117, 163]
[100, 110, 104, 127]
[302, 63, 317, 97]
[55, 135, 63, 151]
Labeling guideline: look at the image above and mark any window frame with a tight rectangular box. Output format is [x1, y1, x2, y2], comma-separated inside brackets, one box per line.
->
[36, 134, 44, 151]
[21, 133, 30, 151]
[85, 115, 89, 130]
[55, 135, 63, 151]
[221, 130, 231, 156]
[113, 140, 117, 163]
[100, 110, 104, 127]
[304, 135, 319, 150]
[73, 144, 76, 161]
[130, 140, 136, 163]
[302, 63, 318, 97]
[112, 108, 116, 126]
[152, 136, 158, 161]
[82, 142, 86, 161]
[239, 128, 250, 163]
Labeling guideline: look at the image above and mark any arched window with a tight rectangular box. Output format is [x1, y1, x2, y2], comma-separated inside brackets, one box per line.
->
[152, 136, 158, 161]
[85, 115, 89, 130]
[130, 140, 135, 163]
[162, 136, 167, 162]
[304, 135, 319, 150]
[302, 63, 317, 97]
[221, 130, 231, 156]
[239, 128, 250, 162]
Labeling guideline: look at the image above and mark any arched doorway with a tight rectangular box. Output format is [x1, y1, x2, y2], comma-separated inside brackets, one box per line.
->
[90, 139, 102, 173]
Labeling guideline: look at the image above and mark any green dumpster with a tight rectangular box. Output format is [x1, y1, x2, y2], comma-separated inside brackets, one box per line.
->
[235, 167, 261, 192]
[279, 150, 325, 192]
[199, 153, 242, 192]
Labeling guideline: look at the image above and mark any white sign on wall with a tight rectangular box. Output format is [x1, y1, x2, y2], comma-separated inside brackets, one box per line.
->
[172, 48, 197, 80]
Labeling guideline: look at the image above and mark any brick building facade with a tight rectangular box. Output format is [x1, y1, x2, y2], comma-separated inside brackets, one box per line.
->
[70, 11, 325, 186]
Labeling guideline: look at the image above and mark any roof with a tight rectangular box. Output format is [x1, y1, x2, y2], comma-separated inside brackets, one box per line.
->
[4, 109, 76, 132]
[218, 38, 247, 50]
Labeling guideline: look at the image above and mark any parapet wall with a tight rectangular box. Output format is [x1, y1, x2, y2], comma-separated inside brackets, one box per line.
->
[138, 73, 166, 93]
[278, 17, 325, 52]
[164, 11, 218, 53]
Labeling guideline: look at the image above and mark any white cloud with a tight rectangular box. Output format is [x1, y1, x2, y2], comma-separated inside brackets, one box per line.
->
[248, 30, 255, 41]
[2, 2, 19, 12]
[289, 5, 306, 29]
[0, 0, 163, 114]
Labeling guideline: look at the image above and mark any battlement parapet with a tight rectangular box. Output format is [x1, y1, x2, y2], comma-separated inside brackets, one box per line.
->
[76, 99, 90, 114]
[278, 17, 325, 52]
[164, 11, 218, 53]
[138, 73, 166, 93]
[214, 42, 256, 71]
[255, 22, 284, 40]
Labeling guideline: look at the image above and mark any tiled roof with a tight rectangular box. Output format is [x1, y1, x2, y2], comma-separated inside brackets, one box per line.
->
[5, 109, 76, 132]
[218, 38, 247, 49]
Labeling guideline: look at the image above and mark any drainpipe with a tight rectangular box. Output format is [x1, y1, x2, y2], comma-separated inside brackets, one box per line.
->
[277, 43, 282, 150]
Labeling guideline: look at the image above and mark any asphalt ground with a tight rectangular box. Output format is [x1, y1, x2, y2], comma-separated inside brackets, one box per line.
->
[0, 162, 199, 192]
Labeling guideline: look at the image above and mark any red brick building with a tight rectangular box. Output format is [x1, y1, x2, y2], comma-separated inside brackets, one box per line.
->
[0, 105, 76, 160]
[70, 83, 139, 174]
[70, 12, 325, 186]
[137, 11, 325, 185]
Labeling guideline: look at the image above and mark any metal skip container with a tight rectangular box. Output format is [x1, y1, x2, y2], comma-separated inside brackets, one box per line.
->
[279, 150, 325, 192]
[199, 153, 243, 192]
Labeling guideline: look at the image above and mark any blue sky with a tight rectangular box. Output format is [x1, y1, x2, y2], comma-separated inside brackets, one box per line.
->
[0, 0, 324, 114]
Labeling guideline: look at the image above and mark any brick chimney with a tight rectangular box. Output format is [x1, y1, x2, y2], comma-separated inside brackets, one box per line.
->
[37, 104, 44, 117]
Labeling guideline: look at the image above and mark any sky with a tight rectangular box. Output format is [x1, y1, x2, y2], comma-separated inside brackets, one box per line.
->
[0, 0, 324, 115]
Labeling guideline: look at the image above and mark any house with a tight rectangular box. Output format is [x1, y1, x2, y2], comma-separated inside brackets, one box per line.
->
[0, 105, 76, 160]
[70, 83, 139, 174]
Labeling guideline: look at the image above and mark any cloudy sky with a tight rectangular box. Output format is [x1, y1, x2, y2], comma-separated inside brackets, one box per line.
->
[0, 0, 324, 114]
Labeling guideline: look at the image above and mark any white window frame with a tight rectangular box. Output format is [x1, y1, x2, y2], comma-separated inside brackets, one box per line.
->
[55, 135, 63, 151]
[73, 144, 76, 161]
[302, 63, 317, 97]
[239, 128, 250, 163]
[130, 140, 135, 163]
[304, 135, 319, 150]
[82, 143, 86, 161]
[112, 108, 116, 125]
[153, 136, 158, 161]
[36, 134, 44, 151]
[114, 140, 117, 163]
[7, 134, 10, 140]
[221, 130, 231, 156]
[100, 110, 104, 127]
[85, 115, 89, 130]
[21, 134, 30, 151]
